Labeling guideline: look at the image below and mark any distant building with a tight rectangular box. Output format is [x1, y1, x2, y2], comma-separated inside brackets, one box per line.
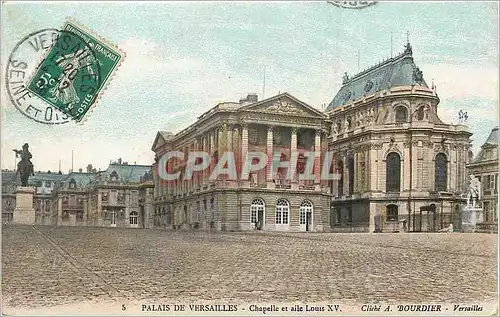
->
[2, 170, 66, 224]
[2, 161, 154, 228]
[466, 127, 498, 232]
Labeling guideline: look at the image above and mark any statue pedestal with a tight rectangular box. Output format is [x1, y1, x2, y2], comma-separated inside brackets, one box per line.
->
[13, 187, 35, 225]
[462, 205, 483, 233]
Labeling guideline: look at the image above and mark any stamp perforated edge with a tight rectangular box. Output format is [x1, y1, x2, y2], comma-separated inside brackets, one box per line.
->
[63, 17, 126, 125]
[23, 17, 126, 125]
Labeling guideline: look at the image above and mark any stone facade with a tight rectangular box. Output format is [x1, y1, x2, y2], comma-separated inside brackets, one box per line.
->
[466, 127, 498, 233]
[326, 43, 472, 232]
[151, 93, 332, 232]
[2, 171, 66, 224]
[2, 162, 154, 228]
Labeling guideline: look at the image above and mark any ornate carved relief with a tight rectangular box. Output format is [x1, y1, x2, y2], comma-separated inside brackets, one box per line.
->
[434, 142, 449, 155]
[370, 143, 383, 150]
[265, 99, 307, 115]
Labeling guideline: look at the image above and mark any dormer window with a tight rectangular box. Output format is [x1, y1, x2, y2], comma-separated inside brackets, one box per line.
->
[69, 179, 76, 189]
[110, 171, 119, 182]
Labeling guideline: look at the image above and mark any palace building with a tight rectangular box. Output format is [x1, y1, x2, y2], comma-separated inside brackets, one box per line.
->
[466, 127, 499, 232]
[325, 42, 472, 233]
[151, 93, 331, 232]
[151, 42, 473, 233]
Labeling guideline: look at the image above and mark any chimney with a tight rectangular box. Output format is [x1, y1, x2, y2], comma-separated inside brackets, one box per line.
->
[239, 93, 258, 105]
[246, 93, 258, 103]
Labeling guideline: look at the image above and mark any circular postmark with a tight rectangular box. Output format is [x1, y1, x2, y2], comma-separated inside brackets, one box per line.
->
[5, 28, 101, 124]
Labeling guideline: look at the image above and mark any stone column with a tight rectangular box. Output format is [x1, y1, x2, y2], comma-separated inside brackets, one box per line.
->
[403, 142, 411, 191]
[57, 196, 63, 226]
[266, 126, 275, 189]
[202, 136, 207, 186]
[241, 124, 249, 187]
[291, 128, 298, 190]
[314, 130, 322, 189]
[209, 130, 215, 182]
[227, 125, 235, 186]
[218, 125, 225, 184]
[97, 191, 103, 226]
[83, 199, 88, 226]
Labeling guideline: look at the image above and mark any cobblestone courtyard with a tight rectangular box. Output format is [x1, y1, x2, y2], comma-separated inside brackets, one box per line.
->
[2, 225, 498, 310]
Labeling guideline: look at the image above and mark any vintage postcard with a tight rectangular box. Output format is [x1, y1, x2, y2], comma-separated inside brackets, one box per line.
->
[1, 1, 498, 316]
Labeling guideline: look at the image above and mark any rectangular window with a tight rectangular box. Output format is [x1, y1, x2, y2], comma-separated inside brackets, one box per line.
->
[336, 209, 341, 224]
[490, 175, 495, 190]
[282, 211, 289, 225]
[251, 209, 257, 224]
[203, 199, 207, 211]
[275, 211, 282, 224]
[299, 211, 306, 225]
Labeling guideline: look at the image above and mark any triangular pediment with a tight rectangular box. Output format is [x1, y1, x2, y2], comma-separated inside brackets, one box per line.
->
[151, 131, 174, 152]
[239, 93, 325, 118]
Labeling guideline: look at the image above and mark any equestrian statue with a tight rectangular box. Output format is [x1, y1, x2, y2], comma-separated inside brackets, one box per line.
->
[13, 143, 34, 187]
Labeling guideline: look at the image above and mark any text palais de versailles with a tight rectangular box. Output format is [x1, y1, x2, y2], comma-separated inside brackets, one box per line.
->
[151, 41, 476, 233]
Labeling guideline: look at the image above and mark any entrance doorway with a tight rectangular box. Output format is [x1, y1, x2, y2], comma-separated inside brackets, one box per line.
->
[300, 200, 313, 232]
[110, 210, 117, 227]
[250, 198, 265, 230]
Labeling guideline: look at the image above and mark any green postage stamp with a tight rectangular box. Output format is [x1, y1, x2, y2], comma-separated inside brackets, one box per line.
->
[26, 20, 124, 122]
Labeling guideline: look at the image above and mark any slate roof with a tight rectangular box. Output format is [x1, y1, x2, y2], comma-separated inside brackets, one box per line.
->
[327, 43, 428, 111]
[30, 172, 67, 183]
[101, 163, 152, 184]
[62, 172, 97, 189]
[473, 127, 499, 163]
[483, 127, 499, 146]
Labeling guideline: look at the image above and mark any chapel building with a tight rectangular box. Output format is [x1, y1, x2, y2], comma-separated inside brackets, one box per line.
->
[325, 42, 473, 233]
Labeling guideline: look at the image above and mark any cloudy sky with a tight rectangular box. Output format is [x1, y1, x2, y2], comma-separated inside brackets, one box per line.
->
[1, 1, 498, 172]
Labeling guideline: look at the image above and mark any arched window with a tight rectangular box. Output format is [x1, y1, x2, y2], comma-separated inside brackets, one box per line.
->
[129, 211, 138, 225]
[348, 156, 354, 195]
[110, 171, 119, 182]
[386, 204, 398, 222]
[435, 153, 448, 191]
[250, 198, 265, 224]
[386, 152, 401, 192]
[299, 200, 313, 226]
[69, 178, 76, 189]
[275, 199, 289, 225]
[395, 106, 408, 123]
[337, 161, 344, 196]
[417, 106, 425, 121]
